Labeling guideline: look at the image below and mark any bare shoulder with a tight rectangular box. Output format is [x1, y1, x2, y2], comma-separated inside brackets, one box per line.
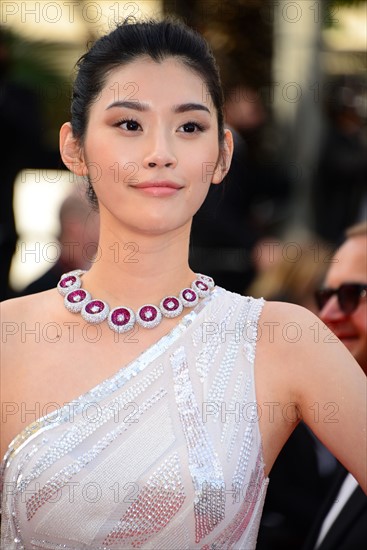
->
[1, 293, 33, 319]
[1, 290, 70, 457]
[257, 300, 327, 371]
[1, 289, 59, 320]
[1, 290, 59, 375]
[256, 299, 362, 397]
[259, 298, 318, 328]
[1, 290, 61, 346]
[256, 300, 366, 491]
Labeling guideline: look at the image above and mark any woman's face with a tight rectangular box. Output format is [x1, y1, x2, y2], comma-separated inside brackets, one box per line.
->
[63, 56, 232, 236]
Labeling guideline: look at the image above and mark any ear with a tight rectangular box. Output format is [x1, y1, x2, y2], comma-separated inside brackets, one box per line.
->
[59, 122, 87, 177]
[211, 128, 234, 184]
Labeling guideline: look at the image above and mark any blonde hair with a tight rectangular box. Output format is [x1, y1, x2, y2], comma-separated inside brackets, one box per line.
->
[246, 241, 331, 309]
[345, 220, 367, 239]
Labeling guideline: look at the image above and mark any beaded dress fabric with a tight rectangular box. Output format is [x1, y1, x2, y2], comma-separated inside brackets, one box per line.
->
[1, 288, 268, 549]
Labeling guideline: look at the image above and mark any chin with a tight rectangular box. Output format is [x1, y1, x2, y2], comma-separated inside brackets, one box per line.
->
[132, 212, 190, 234]
[132, 219, 185, 236]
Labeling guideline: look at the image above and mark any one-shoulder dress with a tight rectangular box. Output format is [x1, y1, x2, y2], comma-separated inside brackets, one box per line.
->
[1, 287, 268, 549]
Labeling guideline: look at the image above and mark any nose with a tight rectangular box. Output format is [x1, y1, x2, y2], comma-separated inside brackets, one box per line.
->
[142, 128, 177, 169]
[319, 295, 346, 324]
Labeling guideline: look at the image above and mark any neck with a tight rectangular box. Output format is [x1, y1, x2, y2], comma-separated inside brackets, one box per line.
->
[81, 222, 196, 309]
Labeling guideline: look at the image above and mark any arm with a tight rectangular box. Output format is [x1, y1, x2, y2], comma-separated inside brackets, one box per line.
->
[257, 301, 367, 493]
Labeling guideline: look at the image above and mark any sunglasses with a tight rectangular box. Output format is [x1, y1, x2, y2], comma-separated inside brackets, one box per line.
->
[315, 283, 367, 315]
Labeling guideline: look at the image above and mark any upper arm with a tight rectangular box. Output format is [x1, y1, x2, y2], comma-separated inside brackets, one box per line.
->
[0, 297, 37, 457]
[297, 316, 366, 492]
[261, 302, 367, 493]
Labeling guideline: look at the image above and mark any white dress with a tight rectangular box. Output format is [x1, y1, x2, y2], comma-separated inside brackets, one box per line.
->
[1, 287, 268, 549]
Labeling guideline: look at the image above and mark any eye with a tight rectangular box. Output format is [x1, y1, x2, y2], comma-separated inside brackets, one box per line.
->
[115, 119, 142, 131]
[178, 121, 205, 133]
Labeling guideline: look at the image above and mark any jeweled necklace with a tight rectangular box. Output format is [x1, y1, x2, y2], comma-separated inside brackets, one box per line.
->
[57, 270, 215, 333]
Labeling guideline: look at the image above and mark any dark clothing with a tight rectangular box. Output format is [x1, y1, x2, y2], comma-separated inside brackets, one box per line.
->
[256, 423, 337, 550]
[19, 263, 65, 296]
[302, 464, 367, 550]
[190, 130, 290, 294]
[312, 123, 367, 245]
[0, 81, 42, 300]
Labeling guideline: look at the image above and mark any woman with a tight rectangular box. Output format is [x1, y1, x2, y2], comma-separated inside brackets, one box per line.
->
[1, 19, 366, 549]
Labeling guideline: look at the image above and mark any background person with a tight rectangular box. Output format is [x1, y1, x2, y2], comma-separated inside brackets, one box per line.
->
[302, 220, 367, 550]
[311, 78, 367, 246]
[20, 192, 99, 295]
[248, 240, 338, 549]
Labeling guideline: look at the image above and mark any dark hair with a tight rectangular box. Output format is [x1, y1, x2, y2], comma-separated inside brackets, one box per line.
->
[72, 18, 224, 139]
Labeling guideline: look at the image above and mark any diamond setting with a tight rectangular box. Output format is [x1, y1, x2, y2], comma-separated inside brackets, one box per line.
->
[179, 288, 199, 307]
[136, 305, 162, 329]
[58, 271, 214, 332]
[160, 296, 184, 318]
[108, 307, 135, 333]
[197, 273, 215, 289]
[81, 300, 109, 324]
[192, 279, 210, 298]
[64, 289, 91, 313]
[57, 275, 81, 296]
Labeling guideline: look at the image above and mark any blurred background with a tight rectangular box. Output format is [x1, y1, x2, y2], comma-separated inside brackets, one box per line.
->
[0, 0, 366, 296]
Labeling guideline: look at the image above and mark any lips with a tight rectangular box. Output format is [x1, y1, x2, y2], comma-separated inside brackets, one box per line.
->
[134, 181, 183, 189]
[132, 180, 183, 197]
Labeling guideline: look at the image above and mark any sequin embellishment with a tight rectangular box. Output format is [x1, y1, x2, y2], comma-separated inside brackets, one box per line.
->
[25, 389, 166, 520]
[19, 366, 164, 495]
[0, 291, 269, 550]
[207, 298, 251, 417]
[195, 298, 239, 382]
[170, 347, 225, 543]
[103, 453, 185, 547]
[202, 454, 267, 549]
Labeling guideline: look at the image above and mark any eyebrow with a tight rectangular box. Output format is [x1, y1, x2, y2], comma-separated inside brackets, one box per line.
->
[106, 100, 211, 114]
[173, 102, 211, 114]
